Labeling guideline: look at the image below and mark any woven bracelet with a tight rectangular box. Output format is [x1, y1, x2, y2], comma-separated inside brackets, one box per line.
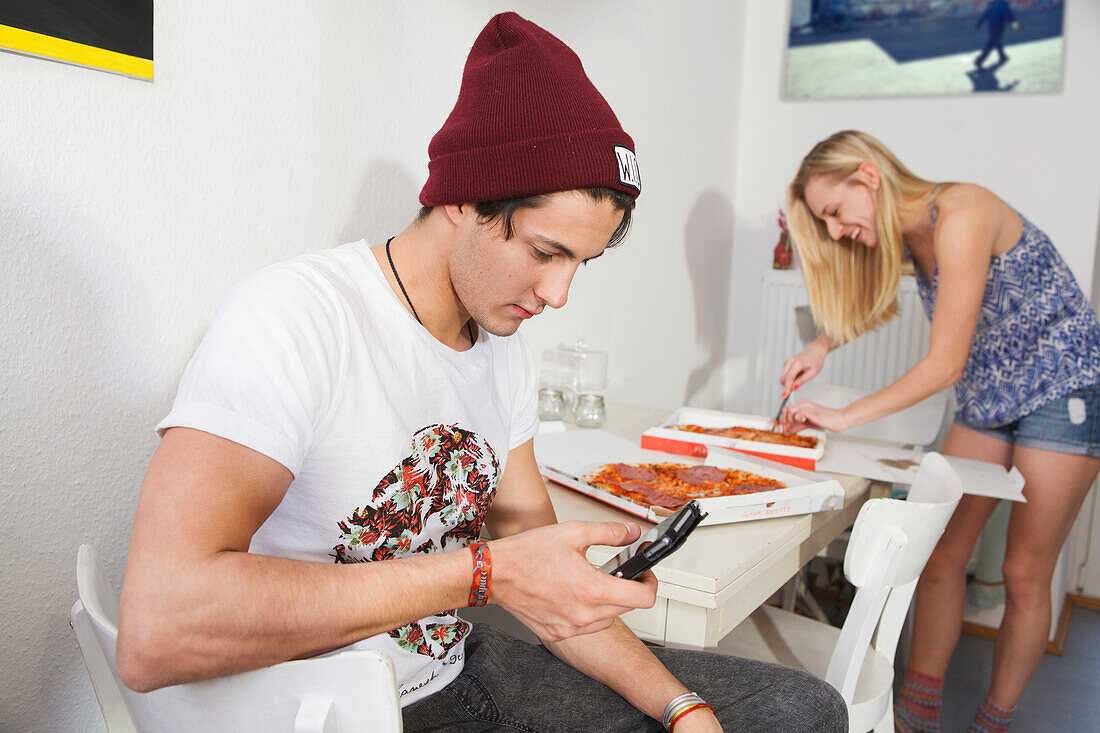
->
[467, 541, 491, 607]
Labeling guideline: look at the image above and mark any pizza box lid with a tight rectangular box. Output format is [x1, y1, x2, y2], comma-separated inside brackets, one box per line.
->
[641, 407, 826, 462]
[819, 436, 1027, 502]
[536, 429, 843, 526]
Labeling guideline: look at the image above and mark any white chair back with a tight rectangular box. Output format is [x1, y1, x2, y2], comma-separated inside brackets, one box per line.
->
[72, 545, 403, 732]
[824, 453, 962, 704]
[796, 383, 948, 448]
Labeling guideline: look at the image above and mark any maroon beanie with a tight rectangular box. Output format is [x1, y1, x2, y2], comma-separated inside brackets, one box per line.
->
[419, 12, 640, 206]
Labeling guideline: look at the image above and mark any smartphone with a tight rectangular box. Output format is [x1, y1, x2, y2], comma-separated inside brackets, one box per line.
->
[599, 501, 707, 580]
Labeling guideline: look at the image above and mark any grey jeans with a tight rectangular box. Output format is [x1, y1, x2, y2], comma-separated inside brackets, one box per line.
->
[402, 624, 847, 732]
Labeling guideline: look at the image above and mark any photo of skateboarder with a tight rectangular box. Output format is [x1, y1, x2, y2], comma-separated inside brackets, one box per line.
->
[785, 0, 1063, 99]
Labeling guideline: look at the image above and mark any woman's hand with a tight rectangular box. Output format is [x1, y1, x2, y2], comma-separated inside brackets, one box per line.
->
[779, 335, 829, 396]
[781, 400, 850, 433]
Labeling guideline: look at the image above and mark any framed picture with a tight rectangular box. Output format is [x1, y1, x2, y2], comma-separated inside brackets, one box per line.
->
[785, 0, 1064, 98]
[0, 0, 153, 80]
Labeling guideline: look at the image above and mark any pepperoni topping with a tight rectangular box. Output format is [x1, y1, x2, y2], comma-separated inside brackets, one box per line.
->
[614, 481, 685, 508]
[613, 463, 658, 480]
[675, 465, 728, 485]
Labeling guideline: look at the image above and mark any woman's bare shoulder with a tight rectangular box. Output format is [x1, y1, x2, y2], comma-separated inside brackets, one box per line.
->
[934, 183, 1019, 254]
[935, 183, 1003, 214]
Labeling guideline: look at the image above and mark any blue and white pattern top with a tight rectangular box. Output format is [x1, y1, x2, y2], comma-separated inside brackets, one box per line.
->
[913, 208, 1100, 428]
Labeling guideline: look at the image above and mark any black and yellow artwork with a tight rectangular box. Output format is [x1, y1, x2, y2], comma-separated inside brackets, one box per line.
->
[0, 0, 153, 80]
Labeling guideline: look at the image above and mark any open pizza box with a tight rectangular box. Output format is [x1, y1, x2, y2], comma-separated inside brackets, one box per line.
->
[640, 406, 826, 470]
[536, 430, 844, 526]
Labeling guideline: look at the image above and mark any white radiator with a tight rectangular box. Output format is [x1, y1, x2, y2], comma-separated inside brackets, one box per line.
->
[754, 271, 931, 415]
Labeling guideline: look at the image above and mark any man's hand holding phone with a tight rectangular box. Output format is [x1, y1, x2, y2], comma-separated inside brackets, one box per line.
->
[487, 502, 704, 643]
[489, 520, 660, 643]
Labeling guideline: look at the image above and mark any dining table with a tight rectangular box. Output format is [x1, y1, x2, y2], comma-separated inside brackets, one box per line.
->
[463, 401, 874, 650]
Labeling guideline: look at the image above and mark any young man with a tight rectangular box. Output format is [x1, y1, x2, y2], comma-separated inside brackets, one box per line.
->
[117, 12, 847, 732]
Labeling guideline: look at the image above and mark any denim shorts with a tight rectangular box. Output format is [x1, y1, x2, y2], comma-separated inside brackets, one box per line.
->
[955, 383, 1100, 458]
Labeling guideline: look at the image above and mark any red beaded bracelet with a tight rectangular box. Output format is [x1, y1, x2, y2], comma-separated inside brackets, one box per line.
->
[467, 541, 491, 607]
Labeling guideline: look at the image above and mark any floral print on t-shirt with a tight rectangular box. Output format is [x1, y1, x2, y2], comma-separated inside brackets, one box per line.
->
[332, 423, 499, 659]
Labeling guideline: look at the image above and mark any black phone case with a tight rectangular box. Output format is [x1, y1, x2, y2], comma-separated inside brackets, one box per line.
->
[604, 501, 707, 580]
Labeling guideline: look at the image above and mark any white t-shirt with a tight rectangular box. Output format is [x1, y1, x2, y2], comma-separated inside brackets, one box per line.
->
[157, 240, 539, 704]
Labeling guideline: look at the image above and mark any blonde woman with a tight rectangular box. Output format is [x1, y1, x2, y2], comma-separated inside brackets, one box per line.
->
[779, 130, 1100, 733]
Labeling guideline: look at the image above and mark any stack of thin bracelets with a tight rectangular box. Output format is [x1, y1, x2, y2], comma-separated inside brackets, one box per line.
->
[663, 692, 713, 730]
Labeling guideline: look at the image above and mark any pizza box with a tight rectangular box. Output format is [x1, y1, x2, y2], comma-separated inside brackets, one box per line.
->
[640, 407, 826, 470]
[536, 429, 844, 526]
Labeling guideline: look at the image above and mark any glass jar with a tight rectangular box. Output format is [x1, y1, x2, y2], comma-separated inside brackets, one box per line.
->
[539, 339, 609, 409]
[537, 388, 566, 421]
[573, 393, 606, 428]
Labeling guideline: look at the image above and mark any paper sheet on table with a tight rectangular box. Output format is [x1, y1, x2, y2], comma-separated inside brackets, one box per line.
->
[819, 438, 1026, 502]
[817, 438, 924, 483]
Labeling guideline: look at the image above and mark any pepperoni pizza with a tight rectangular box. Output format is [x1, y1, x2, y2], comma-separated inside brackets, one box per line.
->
[668, 424, 818, 449]
[584, 462, 786, 511]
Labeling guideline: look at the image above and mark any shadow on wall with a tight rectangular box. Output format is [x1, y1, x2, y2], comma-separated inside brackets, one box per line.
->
[683, 189, 734, 408]
[339, 159, 422, 247]
[725, 218, 775, 414]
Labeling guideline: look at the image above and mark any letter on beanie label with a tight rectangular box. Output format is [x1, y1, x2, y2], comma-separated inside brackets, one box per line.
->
[614, 146, 641, 192]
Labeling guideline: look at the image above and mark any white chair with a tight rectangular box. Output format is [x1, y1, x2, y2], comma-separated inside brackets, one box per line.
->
[779, 382, 950, 623]
[717, 452, 963, 733]
[71, 544, 403, 732]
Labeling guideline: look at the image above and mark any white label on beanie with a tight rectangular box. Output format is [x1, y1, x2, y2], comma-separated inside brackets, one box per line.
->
[614, 146, 641, 192]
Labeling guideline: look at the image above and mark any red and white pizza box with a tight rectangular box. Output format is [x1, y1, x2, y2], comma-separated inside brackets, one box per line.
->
[536, 430, 843, 526]
[640, 407, 826, 471]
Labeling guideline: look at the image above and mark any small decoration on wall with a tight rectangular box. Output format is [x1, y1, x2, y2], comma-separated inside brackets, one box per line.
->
[0, 0, 153, 80]
[785, 0, 1063, 98]
[773, 209, 793, 270]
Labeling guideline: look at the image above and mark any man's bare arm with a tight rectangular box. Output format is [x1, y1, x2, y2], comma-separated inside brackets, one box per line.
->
[117, 427, 473, 691]
[118, 428, 654, 692]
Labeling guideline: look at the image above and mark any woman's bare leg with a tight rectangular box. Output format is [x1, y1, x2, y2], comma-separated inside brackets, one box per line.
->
[987, 446, 1099, 708]
[907, 424, 1011, 676]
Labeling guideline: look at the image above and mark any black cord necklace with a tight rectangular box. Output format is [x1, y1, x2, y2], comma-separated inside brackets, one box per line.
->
[386, 237, 475, 346]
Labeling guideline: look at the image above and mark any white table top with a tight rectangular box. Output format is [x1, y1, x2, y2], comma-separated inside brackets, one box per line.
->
[538, 402, 870, 607]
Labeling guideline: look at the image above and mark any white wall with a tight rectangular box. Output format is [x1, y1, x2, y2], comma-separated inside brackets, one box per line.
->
[723, 0, 1100, 411]
[519, 6, 744, 410]
[0, 1, 745, 730]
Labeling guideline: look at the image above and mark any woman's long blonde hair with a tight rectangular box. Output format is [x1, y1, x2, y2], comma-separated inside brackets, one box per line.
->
[788, 130, 938, 345]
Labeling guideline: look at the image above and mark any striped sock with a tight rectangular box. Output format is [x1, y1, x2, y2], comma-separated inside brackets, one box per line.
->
[967, 696, 1016, 733]
[894, 668, 943, 733]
